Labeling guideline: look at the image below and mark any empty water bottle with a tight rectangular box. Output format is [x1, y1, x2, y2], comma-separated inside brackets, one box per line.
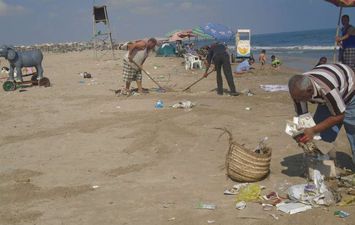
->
[155, 100, 164, 109]
[197, 203, 216, 210]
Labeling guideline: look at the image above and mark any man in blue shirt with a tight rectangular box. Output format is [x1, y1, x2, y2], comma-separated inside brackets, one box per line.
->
[337, 15, 355, 71]
[234, 58, 254, 75]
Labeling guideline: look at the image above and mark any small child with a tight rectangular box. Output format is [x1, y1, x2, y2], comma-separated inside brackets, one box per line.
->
[259, 49, 267, 67]
[271, 55, 282, 68]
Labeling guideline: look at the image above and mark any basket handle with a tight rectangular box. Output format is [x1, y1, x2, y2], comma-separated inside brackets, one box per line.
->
[215, 127, 234, 145]
[215, 127, 234, 177]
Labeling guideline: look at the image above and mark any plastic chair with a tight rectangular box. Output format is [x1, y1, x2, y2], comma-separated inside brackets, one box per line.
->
[183, 54, 191, 70]
[187, 53, 202, 69]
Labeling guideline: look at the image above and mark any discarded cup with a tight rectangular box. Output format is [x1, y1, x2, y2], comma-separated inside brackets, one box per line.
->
[235, 201, 246, 210]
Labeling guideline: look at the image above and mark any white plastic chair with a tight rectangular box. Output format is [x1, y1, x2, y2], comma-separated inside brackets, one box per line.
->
[187, 53, 202, 70]
[183, 54, 191, 70]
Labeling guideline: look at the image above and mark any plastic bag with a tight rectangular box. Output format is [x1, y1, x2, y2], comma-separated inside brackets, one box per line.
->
[235, 183, 261, 202]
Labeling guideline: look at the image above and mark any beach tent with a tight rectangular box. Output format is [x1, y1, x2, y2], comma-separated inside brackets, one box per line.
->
[156, 43, 176, 57]
[324, 0, 355, 61]
[200, 22, 234, 40]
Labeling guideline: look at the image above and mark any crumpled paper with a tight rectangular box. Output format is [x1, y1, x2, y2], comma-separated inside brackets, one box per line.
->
[171, 100, 195, 109]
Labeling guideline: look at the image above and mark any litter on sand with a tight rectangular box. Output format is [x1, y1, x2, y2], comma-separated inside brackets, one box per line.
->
[235, 183, 262, 202]
[334, 210, 350, 218]
[287, 170, 335, 206]
[260, 84, 289, 92]
[171, 100, 195, 109]
[197, 203, 216, 210]
[168, 217, 176, 221]
[276, 202, 312, 214]
[241, 89, 255, 96]
[224, 183, 249, 195]
[80, 72, 92, 78]
[235, 201, 247, 210]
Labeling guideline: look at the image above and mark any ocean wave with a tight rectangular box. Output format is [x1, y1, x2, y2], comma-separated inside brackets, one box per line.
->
[251, 45, 339, 50]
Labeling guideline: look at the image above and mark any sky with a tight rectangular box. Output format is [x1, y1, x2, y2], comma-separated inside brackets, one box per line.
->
[0, 0, 353, 45]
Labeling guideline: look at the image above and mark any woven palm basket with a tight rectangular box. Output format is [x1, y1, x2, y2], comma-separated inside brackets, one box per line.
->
[220, 128, 272, 182]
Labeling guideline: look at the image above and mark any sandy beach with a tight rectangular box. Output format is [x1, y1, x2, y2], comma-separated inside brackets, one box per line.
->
[0, 50, 354, 225]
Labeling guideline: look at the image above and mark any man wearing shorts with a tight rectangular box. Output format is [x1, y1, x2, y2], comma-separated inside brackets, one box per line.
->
[122, 38, 157, 94]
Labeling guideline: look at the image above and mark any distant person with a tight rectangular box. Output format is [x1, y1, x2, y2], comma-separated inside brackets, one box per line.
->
[234, 58, 255, 75]
[336, 14, 355, 71]
[259, 49, 267, 68]
[288, 63, 355, 164]
[121, 38, 157, 94]
[315, 56, 327, 67]
[186, 43, 198, 55]
[175, 40, 184, 57]
[271, 55, 282, 68]
[204, 42, 239, 96]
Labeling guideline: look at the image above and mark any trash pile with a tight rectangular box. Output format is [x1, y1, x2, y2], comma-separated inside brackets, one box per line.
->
[219, 170, 354, 218]
[194, 126, 355, 222]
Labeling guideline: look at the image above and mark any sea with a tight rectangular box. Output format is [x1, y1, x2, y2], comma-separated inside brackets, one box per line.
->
[194, 28, 339, 72]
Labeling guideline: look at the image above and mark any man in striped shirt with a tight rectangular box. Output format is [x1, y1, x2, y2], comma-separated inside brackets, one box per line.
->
[288, 63, 355, 163]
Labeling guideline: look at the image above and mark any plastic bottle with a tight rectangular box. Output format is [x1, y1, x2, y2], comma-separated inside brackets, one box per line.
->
[197, 203, 216, 210]
[155, 100, 164, 109]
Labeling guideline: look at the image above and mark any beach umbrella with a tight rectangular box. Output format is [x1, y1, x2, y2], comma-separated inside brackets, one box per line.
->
[324, 0, 355, 62]
[192, 27, 214, 40]
[325, 0, 355, 7]
[165, 29, 182, 38]
[168, 30, 197, 42]
[200, 22, 234, 40]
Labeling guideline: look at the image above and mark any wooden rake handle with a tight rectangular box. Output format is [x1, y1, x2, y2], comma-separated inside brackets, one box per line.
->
[183, 69, 215, 91]
[131, 60, 164, 90]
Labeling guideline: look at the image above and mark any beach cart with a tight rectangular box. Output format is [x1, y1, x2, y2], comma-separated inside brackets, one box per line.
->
[235, 29, 251, 59]
[2, 68, 50, 91]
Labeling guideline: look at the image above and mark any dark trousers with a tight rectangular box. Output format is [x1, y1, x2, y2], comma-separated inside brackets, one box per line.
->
[213, 53, 236, 94]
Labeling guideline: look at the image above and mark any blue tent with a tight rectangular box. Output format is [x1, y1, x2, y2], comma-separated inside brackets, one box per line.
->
[156, 43, 176, 57]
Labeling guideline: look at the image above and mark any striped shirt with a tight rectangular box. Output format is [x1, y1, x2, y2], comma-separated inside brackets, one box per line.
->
[294, 63, 355, 116]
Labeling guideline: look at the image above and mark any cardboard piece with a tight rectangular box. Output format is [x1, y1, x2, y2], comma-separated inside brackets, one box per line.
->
[276, 202, 312, 214]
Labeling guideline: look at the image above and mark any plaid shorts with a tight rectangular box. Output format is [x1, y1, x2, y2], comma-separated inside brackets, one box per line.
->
[343, 48, 355, 71]
[122, 60, 142, 82]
